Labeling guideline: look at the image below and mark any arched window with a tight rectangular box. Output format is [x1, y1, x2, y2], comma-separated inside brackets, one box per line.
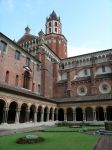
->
[23, 71, 30, 89]
[5, 71, 9, 83]
[49, 22, 51, 27]
[15, 75, 19, 86]
[55, 22, 57, 26]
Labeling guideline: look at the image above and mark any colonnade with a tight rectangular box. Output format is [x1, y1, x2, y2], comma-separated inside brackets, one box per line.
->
[0, 99, 112, 124]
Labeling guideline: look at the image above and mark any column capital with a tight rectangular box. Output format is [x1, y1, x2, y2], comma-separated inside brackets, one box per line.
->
[16, 108, 21, 112]
[3, 107, 9, 111]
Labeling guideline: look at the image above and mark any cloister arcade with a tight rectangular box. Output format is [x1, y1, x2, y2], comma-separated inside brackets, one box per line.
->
[0, 99, 112, 124]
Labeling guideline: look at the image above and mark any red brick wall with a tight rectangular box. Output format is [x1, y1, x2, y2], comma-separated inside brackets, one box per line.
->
[0, 38, 40, 94]
[45, 34, 67, 59]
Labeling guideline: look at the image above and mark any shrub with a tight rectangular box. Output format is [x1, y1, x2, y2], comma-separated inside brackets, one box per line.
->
[16, 135, 45, 144]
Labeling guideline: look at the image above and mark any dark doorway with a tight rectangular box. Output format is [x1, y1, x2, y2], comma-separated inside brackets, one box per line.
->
[58, 108, 64, 121]
[85, 107, 93, 121]
[49, 108, 53, 121]
[67, 108, 73, 121]
[107, 106, 112, 121]
[7, 101, 17, 123]
[19, 103, 28, 123]
[0, 100, 5, 124]
[96, 107, 104, 121]
[44, 107, 48, 122]
[29, 105, 36, 122]
[76, 108, 83, 121]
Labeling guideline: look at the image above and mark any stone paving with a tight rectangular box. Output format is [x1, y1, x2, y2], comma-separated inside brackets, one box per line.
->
[0, 122, 56, 136]
[94, 135, 112, 150]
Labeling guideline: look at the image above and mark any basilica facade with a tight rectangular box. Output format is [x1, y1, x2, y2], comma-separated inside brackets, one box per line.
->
[0, 11, 112, 125]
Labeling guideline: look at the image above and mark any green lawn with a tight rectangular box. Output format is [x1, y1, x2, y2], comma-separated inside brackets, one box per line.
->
[0, 127, 99, 150]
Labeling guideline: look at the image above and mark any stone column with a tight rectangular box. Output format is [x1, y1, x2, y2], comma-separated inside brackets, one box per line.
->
[15, 108, 20, 124]
[73, 107, 76, 122]
[83, 110, 86, 122]
[52, 110, 54, 121]
[3, 107, 9, 123]
[34, 111, 37, 123]
[41, 110, 44, 122]
[64, 109, 67, 122]
[104, 111, 107, 121]
[47, 111, 50, 122]
[93, 110, 96, 121]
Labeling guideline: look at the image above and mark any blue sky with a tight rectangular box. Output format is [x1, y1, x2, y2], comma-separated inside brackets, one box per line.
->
[0, 0, 112, 56]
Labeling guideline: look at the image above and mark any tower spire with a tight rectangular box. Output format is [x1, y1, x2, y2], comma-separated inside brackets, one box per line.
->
[25, 26, 30, 34]
[46, 11, 62, 34]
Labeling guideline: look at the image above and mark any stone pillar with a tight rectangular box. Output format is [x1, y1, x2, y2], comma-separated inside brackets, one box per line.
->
[41, 110, 44, 122]
[83, 110, 86, 122]
[34, 111, 37, 123]
[93, 110, 96, 121]
[15, 108, 20, 123]
[47, 111, 49, 122]
[73, 108, 76, 122]
[26, 109, 30, 122]
[3, 107, 9, 123]
[52, 110, 54, 121]
[64, 109, 67, 122]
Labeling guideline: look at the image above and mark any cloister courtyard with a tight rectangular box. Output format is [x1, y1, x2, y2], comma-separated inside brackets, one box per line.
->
[0, 126, 99, 150]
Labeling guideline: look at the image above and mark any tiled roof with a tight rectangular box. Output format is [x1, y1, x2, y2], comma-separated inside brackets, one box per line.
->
[17, 34, 36, 45]
[53, 93, 112, 103]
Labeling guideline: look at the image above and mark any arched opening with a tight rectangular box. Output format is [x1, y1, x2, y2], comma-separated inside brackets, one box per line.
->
[96, 107, 104, 121]
[29, 105, 36, 122]
[7, 101, 18, 124]
[76, 108, 83, 121]
[49, 108, 53, 121]
[0, 99, 6, 124]
[44, 107, 48, 122]
[85, 107, 93, 121]
[58, 108, 64, 121]
[54, 108, 57, 121]
[5, 71, 9, 83]
[23, 71, 30, 89]
[19, 103, 28, 123]
[106, 106, 112, 121]
[67, 108, 73, 121]
[37, 106, 42, 122]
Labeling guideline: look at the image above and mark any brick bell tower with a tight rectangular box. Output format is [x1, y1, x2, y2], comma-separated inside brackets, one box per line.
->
[45, 11, 67, 59]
